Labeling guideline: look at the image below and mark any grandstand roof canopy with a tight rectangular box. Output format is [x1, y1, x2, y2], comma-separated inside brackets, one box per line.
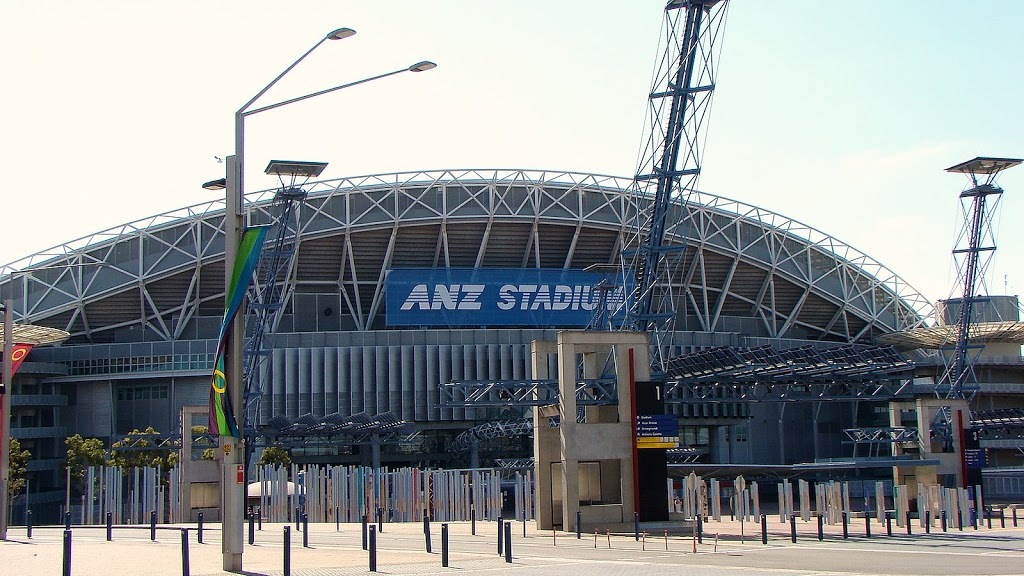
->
[0, 169, 933, 344]
[877, 321, 1024, 350]
[0, 323, 69, 346]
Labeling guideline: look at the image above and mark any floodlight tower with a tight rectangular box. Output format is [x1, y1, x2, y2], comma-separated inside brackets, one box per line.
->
[936, 157, 1021, 399]
[622, 0, 729, 373]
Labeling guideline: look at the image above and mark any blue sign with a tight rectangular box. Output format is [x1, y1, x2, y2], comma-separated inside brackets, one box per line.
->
[635, 414, 679, 449]
[386, 268, 629, 327]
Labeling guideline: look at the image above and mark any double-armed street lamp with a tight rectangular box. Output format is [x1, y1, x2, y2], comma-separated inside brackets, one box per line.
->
[205, 27, 434, 572]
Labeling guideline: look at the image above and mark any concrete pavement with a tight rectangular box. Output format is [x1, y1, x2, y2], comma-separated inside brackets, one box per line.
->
[2, 515, 1023, 576]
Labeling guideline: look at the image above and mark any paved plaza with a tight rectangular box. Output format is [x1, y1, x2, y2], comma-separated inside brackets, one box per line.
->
[2, 515, 1023, 576]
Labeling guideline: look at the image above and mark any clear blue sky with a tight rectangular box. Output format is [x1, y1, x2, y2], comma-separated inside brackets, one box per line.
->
[2, 1, 1021, 309]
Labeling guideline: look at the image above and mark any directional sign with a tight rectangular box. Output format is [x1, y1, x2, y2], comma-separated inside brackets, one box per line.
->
[635, 414, 679, 449]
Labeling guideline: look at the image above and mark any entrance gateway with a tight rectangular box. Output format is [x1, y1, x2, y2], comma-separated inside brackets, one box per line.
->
[532, 331, 671, 531]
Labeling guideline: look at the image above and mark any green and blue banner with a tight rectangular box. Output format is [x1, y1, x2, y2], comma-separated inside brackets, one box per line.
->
[209, 226, 269, 438]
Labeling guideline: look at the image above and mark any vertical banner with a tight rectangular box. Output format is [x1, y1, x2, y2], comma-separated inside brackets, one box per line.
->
[209, 226, 269, 438]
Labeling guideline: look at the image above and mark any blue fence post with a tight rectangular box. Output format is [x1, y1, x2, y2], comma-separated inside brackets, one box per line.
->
[369, 525, 377, 572]
[180, 528, 190, 576]
[497, 515, 503, 555]
[504, 521, 512, 563]
[283, 526, 291, 576]
[62, 529, 72, 576]
[442, 523, 449, 568]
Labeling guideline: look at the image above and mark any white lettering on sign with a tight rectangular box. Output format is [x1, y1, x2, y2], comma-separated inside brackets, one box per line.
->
[400, 284, 485, 311]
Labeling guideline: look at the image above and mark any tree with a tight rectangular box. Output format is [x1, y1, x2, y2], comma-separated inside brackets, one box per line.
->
[64, 434, 107, 496]
[108, 427, 178, 471]
[257, 446, 291, 468]
[8, 438, 30, 498]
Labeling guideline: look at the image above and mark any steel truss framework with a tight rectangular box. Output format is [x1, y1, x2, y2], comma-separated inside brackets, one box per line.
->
[259, 411, 417, 447]
[440, 378, 618, 408]
[662, 344, 916, 403]
[452, 419, 534, 452]
[0, 169, 930, 347]
[625, 0, 729, 369]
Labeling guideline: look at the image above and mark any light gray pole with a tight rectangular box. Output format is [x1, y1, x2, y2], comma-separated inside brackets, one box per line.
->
[0, 298, 13, 540]
[221, 153, 245, 571]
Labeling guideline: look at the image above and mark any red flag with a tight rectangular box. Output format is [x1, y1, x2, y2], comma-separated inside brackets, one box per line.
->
[10, 343, 33, 376]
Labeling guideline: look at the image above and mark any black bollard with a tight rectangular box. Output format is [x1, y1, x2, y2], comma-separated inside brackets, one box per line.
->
[865, 511, 871, 538]
[1014, 507, 1019, 528]
[197, 512, 204, 543]
[497, 516, 503, 555]
[941, 510, 947, 532]
[65, 511, 71, 530]
[817, 514, 823, 541]
[151, 510, 158, 541]
[258, 508, 262, 531]
[790, 515, 797, 543]
[369, 525, 377, 572]
[925, 510, 931, 533]
[283, 526, 291, 576]
[504, 521, 512, 563]
[335, 507, 340, 531]
[577, 510, 582, 539]
[362, 514, 368, 550]
[634, 512, 640, 541]
[181, 528, 190, 576]
[249, 513, 255, 545]
[761, 514, 767, 545]
[906, 512, 912, 535]
[302, 514, 309, 548]
[1001, 508, 1006, 528]
[26, 510, 32, 538]
[377, 507, 383, 532]
[957, 510, 963, 531]
[471, 507, 476, 536]
[425, 513, 432, 554]
[986, 508, 992, 529]
[842, 511, 848, 539]
[442, 523, 449, 568]
[62, 529, 72, 576]
[971, 508, 977, 530]
[697, 514, 703, 544]
[295, 507, 300, 530]
[886, 512, 892, 537]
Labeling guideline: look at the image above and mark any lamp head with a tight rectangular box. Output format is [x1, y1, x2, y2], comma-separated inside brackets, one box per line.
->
[202, 178, 227, 191]
[408, 61, 437, 72]
[326, 27, 356, 41]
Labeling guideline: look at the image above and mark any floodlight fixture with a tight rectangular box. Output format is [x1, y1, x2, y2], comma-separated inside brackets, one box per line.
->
[945, 157, 1022, 175]
[326, 27, 356, 41]
[409, 61, 437, 72]
[202, 178, 227, 191]
[264, 160, 328, 178]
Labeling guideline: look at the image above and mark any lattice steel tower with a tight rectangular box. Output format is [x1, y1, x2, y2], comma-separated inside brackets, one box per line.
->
[936, 157, 1021, 399]
[620, 0, 729, 372]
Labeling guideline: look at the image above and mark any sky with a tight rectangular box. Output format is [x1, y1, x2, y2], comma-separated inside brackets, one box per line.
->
[2, 0, 1022, 309]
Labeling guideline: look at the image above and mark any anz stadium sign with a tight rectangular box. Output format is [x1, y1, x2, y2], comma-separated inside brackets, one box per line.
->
[386, 268, 629, 327]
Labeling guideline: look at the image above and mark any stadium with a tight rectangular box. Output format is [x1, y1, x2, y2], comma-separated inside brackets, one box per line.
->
[13, 166, 1017, 517]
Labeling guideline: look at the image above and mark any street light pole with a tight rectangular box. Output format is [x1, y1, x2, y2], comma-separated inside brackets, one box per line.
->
[0, 299, 12, 540]
[216, 27, 435, 572]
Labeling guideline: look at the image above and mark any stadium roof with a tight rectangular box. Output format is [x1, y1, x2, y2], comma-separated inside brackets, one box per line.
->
[877, 321, 1024, 350]
[0, 169, 933, 344]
